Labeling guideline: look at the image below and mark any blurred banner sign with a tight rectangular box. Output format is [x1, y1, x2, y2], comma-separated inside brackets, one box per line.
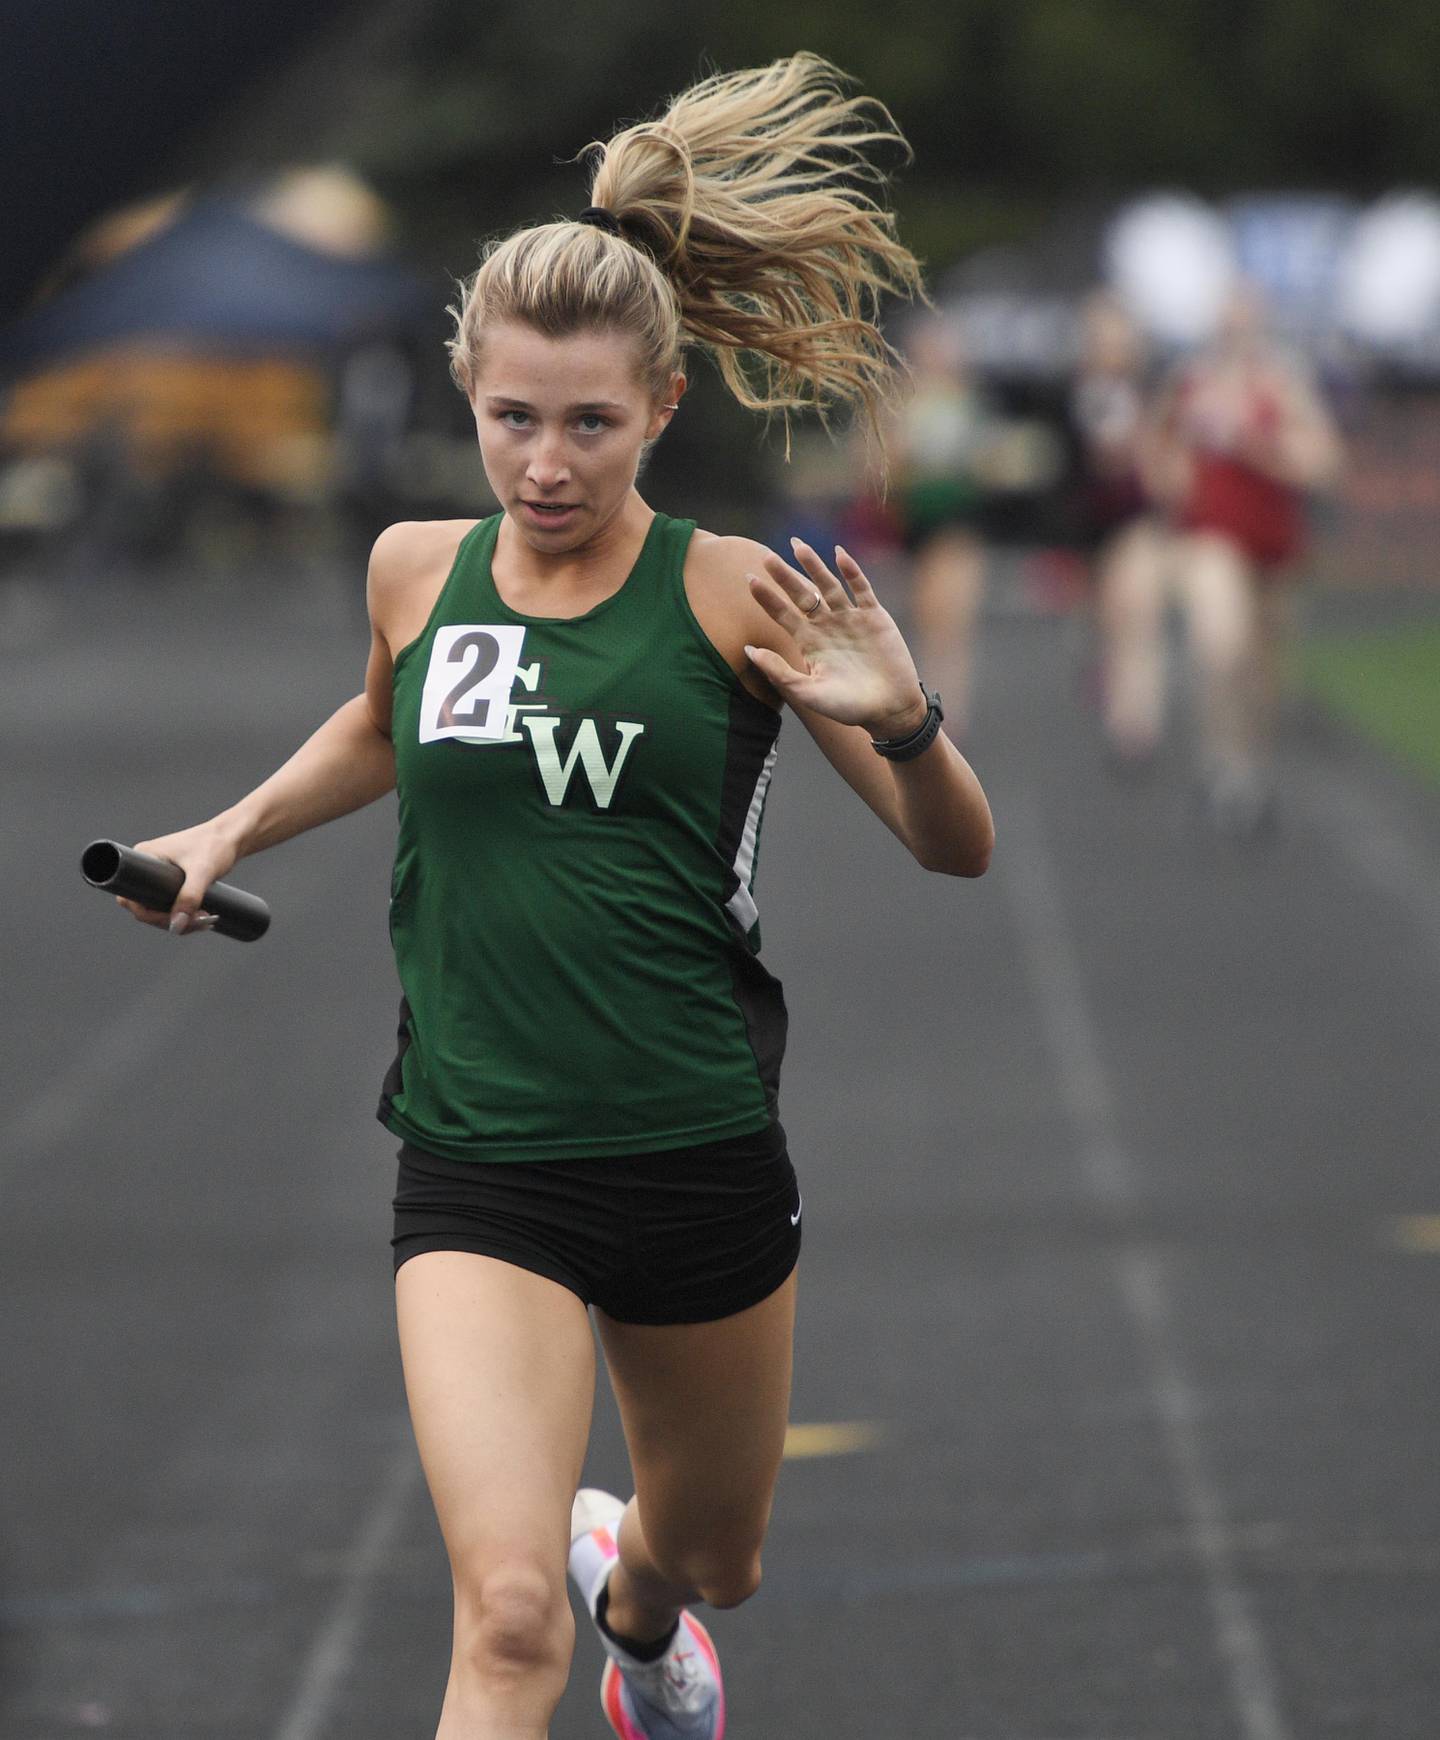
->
[1226, 194, 1356, 339]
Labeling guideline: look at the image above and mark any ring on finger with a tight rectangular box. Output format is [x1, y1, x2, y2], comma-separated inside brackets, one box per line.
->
[801, 591, 823, 616]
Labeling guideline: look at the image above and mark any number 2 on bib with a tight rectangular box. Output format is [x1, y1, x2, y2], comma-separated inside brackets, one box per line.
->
[418, 625, 528, 743]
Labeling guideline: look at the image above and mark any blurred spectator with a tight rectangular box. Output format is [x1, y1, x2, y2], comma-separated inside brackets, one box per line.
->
[1065, 290, 1171, 761]
[888, 311, 998, 740]
[1070, 292, 1153, 563]
[1113, 286, 1343, 832]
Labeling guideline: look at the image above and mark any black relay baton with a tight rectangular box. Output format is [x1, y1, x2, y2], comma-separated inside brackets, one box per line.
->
[80, 840, 271, 942]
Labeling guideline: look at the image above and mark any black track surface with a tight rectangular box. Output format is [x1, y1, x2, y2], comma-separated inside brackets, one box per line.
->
[3, 565, 1438, 1739]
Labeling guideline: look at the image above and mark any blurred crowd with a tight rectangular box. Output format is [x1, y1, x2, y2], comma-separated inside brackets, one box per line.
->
[780, 287, 1345, 839]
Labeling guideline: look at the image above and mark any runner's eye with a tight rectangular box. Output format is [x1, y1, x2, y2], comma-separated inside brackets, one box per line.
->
[575, 413, 609, 434]
[499, 410, 530, 429]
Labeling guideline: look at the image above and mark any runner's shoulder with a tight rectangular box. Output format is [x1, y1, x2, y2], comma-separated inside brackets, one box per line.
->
[367, 519, 482, 656]
[685, 528, 779, 604]
[683, 528, 793, 688]
[368, 518, 480, 596]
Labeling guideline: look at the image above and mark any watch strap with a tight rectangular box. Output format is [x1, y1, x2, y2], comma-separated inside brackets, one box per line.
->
[870, 685, 944, 761]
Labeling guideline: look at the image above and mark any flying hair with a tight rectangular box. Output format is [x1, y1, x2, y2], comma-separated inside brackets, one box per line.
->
[446, 53, 926, 450]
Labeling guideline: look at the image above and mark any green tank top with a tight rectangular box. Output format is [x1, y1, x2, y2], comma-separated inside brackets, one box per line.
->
[378, 510, 786, 1162]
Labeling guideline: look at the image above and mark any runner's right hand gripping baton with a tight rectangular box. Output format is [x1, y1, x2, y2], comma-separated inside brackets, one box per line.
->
[80, 840, 271, 942]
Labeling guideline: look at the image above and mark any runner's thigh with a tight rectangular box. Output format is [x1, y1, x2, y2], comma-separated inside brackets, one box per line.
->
[595, 1271, 796, 1565]
[396, 1251, 596, 1577]
[1177, 532, 1256, 665]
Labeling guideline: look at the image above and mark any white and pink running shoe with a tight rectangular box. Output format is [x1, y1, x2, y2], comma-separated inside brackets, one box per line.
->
[568, 1488, 726, 1740]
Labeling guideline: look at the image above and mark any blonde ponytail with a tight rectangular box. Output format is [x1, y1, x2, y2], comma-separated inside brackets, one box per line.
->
[448, 53, 924, 444]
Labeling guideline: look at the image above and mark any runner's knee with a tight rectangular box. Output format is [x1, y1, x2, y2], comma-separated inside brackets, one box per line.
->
[681, 1549, 764, 1610]
[453, 1562, 573, 1681]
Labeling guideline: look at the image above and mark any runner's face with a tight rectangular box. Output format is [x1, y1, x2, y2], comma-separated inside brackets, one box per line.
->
[470, 322, 676, 549]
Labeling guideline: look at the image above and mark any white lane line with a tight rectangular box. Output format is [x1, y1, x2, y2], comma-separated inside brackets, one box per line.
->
[271, 1444, 422, 1740]
[1116, 1248, 1293, 1736]
[1001, 795, 1292, 1740]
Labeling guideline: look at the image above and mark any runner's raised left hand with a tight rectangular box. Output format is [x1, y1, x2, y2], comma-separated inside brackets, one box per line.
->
[744, 538, 928, 739]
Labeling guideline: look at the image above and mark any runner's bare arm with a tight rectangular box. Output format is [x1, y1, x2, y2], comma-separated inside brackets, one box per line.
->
[701, 534, 993, 877]
[179, 525, 407, 861]
[118, 532, 406, 930]
[793, 700, 992, 877]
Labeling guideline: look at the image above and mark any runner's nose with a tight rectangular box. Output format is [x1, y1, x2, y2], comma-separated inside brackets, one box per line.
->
[526, 432, 571, 491]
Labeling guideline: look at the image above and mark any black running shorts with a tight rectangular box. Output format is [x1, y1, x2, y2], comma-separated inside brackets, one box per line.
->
[391, 1120, 801, 1325]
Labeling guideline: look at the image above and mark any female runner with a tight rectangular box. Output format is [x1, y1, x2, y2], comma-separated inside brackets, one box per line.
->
[887, 309, 996, 739]
[1134, 287, 1341, 830]
[115, 54, 994, 1740]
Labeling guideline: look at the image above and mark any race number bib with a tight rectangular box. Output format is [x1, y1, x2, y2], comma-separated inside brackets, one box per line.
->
[418, 625, 528, 744]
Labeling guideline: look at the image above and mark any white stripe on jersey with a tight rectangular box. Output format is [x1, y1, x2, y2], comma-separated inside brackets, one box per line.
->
[724, 742, 778, 936]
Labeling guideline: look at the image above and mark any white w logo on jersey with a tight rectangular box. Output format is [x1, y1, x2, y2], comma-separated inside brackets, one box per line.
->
[521, 716, 646, 810]
[418, 626, 645, 809]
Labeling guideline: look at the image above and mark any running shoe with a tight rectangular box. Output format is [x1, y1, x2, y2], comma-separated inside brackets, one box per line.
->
[568, 1488, 726, 1740]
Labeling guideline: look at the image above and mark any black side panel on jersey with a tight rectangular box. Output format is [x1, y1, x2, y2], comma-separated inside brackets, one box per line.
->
[727, 944, 787, 1119]
[377, 994, 414, 1127]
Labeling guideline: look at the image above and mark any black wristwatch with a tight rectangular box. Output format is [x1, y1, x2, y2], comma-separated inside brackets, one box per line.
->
[870, 685, 944, 761]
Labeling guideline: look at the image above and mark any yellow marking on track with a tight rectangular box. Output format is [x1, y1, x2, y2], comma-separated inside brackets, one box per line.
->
[782, 1421, 885, 1459]
[1387, 1215, 1440, 1252]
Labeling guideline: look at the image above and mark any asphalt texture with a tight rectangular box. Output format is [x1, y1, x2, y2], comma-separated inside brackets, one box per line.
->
[3, 559, 1439, 1739]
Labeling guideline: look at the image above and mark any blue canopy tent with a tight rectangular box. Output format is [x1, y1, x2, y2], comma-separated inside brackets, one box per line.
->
[0, 198, 435, 380]
[0, 199, 442, 567]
